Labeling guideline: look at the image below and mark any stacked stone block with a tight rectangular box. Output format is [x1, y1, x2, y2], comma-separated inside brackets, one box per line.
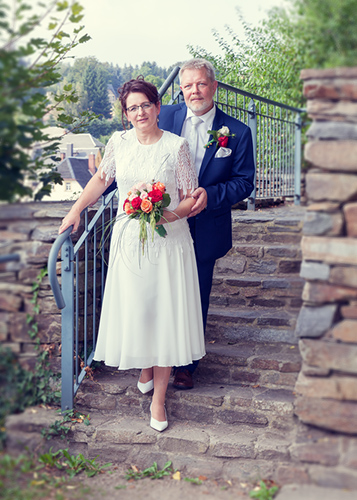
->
[0, 203, 72, 370]
[295, 68, 357, 434]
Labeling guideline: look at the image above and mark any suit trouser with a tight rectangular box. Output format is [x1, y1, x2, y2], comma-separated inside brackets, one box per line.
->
[178, 255, 216, 375]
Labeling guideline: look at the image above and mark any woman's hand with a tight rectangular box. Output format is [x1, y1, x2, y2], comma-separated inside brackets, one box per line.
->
[187, 187, 207, 218]
[59, 209, 81, 234]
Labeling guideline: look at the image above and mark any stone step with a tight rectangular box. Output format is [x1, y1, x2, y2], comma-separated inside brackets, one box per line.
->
[72, 370, 296, 432]
[7, 405, 357, 489]
[231, 207, 304, 247]
[211, 274, 304, 310]
[206, 306, 298, 344]
[5, 405, 298, 483]
[218, 244, 302, 276]
[196, 342, 301, 391]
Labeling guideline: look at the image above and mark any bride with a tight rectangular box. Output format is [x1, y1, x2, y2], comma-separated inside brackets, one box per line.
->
[59, 76, 205, 432]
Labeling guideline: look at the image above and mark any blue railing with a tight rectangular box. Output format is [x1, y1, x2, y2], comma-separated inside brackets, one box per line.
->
[48, 67, 304, 411]
[159, 67, 304, 209]
[48, 190, 117, 411]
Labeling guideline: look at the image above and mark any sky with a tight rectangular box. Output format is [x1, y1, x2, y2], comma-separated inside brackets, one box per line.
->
[68, 0, 289, 68]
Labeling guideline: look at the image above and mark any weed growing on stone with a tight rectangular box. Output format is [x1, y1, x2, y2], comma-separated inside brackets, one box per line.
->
[184, 477, 203, 485]
[125, 461, 174, 480]
[249, 480, 279, 500]
[41, 409, 91, 440]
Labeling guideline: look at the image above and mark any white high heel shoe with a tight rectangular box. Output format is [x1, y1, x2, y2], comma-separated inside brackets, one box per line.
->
[137, 378, 154, 394]
[150, 403, 168, 432]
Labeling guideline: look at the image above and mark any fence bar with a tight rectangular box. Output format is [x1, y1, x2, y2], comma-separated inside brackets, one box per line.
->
[247, 99, 257, 210]
[294, 112, 302, 205]
[61, 237, 74, 412]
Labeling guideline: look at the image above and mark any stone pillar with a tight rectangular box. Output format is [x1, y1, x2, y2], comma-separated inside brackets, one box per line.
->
[295, 68, 357, 434]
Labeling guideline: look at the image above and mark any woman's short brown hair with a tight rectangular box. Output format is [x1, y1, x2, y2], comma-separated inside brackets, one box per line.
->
[118, 76, 159, 128]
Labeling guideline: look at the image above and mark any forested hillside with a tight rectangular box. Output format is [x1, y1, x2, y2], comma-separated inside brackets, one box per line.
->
[49, 58, 176, 143]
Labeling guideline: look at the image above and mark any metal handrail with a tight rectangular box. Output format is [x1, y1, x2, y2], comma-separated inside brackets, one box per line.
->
[215, 80, 305, 114]
[158, 66, 180, 97]
[47, 190, 117, 311]
[157, 66, 304, 209]
[48, 226, 73, 309]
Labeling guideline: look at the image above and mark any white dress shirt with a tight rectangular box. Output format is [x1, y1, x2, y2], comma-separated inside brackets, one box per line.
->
[181, 105, 216, 175]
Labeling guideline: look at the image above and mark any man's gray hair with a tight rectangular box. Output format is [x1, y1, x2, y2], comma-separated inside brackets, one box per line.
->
[179, 58, 216, 82]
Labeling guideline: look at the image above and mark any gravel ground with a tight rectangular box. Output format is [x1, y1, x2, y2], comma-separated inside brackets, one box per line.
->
[79, 463, 252, 500]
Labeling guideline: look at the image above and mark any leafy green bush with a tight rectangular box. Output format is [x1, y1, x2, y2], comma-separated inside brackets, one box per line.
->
[0, 0, 92, 202]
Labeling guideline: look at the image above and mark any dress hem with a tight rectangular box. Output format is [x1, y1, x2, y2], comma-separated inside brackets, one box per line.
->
[93, 354, 205, 371]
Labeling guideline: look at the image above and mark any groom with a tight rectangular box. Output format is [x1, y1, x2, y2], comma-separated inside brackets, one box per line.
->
[159, 58, 255, 389]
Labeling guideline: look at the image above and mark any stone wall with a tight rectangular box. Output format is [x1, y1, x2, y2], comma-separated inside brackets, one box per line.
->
[295, 67, 357, 434]
[1, 201, 75, 371]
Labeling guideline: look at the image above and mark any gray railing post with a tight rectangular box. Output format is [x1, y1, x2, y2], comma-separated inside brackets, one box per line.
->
[294, 112, 302, 205]
[247, 99, 257, 211]
[61, 237, 74, 412]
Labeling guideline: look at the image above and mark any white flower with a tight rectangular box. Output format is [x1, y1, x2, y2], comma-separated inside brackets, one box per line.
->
[133, 181, 147, 192]
[140, 192, 148, 199]
[219, 126, 230, 136]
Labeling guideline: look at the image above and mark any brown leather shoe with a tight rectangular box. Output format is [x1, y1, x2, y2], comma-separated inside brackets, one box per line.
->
[173, 369, 194, 390]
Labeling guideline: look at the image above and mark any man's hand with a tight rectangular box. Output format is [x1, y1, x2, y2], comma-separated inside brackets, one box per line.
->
[188, 187, 207, 218]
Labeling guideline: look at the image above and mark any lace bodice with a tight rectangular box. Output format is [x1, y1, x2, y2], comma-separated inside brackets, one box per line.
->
[98, 129, 198, 258]
[100, 129, 197, 208]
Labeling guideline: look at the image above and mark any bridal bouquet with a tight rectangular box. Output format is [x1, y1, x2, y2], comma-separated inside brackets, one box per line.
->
[123, 180, 171, 253]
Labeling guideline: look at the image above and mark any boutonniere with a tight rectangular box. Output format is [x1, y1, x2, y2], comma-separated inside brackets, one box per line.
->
[204, 126, 235, 149]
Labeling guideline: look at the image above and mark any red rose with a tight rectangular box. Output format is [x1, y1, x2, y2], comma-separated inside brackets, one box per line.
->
[148, 189, 163, 203]
[131, 196, 142, 210]
[218, 136, 229, 148]
[122, 198, 129, 210]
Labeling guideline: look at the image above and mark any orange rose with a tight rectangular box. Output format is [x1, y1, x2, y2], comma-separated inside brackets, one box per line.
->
[153, 182, 165, 193]
[141, 198, 153, 213]
[124, 202, 136, 214]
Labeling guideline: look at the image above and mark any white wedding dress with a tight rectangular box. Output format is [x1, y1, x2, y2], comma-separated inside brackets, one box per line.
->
[93, 129, 205, 369]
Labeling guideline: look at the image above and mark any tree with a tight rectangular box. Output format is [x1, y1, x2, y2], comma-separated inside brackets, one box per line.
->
[0, 0, 92, 202]
[188, 8, 305, 107]
[92, 65, 112, 118]
[188, 0, 357, 108]
[291, 0, 357, 68]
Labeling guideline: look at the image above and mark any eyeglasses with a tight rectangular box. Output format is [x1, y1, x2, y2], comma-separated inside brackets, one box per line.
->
[126, 102, 154, 114]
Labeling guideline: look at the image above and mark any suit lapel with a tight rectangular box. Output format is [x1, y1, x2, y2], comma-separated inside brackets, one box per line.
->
[199, 107, 225, 181]
[173, 104, 187, 135]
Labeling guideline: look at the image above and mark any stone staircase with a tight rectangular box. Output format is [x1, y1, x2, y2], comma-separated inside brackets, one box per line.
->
[198, 205, 305, 395]
[7, 204, 314, 485]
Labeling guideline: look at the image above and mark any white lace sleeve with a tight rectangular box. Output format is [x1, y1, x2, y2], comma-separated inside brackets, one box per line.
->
[99, 135, 116, 185]
[176, 139, 198, 195]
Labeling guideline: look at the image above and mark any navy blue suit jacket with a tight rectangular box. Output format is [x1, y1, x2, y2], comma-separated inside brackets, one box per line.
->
[159, 103, 255, 262]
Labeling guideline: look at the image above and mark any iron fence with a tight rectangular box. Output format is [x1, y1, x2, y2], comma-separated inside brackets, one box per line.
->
[159, 67, 304, 209]
[48, 190, 117, 411]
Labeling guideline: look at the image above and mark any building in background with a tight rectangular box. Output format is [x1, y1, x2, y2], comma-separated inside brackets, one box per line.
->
[50, 143, 98, 201]
[32, 130, 105, 201]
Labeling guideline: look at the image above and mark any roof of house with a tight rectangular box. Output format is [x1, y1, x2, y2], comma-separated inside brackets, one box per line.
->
[56, 157, 92, 189]
[60, 133, 105, 151]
